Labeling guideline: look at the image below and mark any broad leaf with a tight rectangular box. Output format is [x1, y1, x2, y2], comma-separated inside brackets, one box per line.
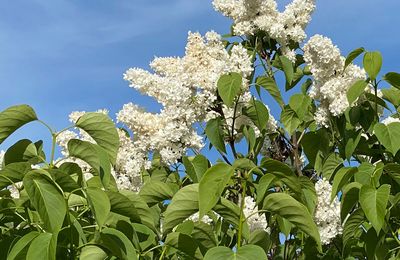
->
[205, 118, 226, 153]
[106, 190, 141, 223]
[347, 80, 368, 106]
[164, 184, 199, 232]
[279, 55, 294, 85]
[199, 163, 235, 217]
[383, 72, 400, 90]
[86, 187, 111, 228]
[204, 245, 267, 260]
[0, 162, 31, 189]
[359, 184, 390, 232]
[331, 167, 356, 202]
[217, 72, 242, 107]
[23, 170, 66, 232]
[75, 112, 120, 164]
[0, 105, 37, 145]
[182, 155, 209, 183]
[165, 232, 203, 259]
[26, 233, 56, 260]
[289, 93, 312, 120]
[99, 228, 138, 260]
[139, 180, 178, 206]
[79, 245, 108, 260]
[6, 231, 39, 260]
[381, 87, 400, 107]
[374, 122, 400, 155]
[363, 51, 382, 80]
[243, 99, 270, 131]
[344, 47, 365, 70]
[281, 105, 301, 135]
[256, 76, 284, 108]
[262, 193, 321, 251]
[68, 139, 111, 188]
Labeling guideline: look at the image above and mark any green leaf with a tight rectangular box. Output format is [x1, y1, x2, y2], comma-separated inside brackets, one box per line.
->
[383, 72, 400, 90]
[374, 122, 400, 155]
[164, 184, 199, 233]
[139, 180, 178, 206]
[248, 230, 271, 255]
[347, 80, 368, 106]
[359, 184, 390, 232]
[243, 99, 270, 131]
[199, 163, 235, 218]
[106, 191, 141, 223]
[119, 190, 157, 231]
[381, 87, 400, 107]
[262, 193, 321, 251]
[204, 245, 267, 260]
[260, 158, 302, 195]
[280, 105, 301, 136]
[79, 245, 108, 260]
[182, 155, 209, 183]
[363, 51, 382, 80]
[86, 187, 111, 228]
[256, 76, 284, 108]
[26, 233, 56, 260]
[279, 55, 294, 85]
[68, 139, 111, 188]
[331, 167, 356, 202]
[165, 232, 203, 259]
[343, 209, 365, 247]
[344, 47, 365, 70]
[205, 118, 226, 153]
[23, 170, 66, 232]
[4, 139, 40, 165]
[256, 174, 276, 204]
[99, 228, 138, 260]
[213, 198, 250, 240]
[0, 105, 37, 145]
[217, 72, 242, 107]
[75, 112, 119, 164]
[301, 129, 330, 166]
[7, 231, 39, 260]
[344, 129, 362, 161]
[289, 93, 312, 120]
[321, 153, 343, 180]
[0, 162, 31, 189]
[341, 182, 362, 222]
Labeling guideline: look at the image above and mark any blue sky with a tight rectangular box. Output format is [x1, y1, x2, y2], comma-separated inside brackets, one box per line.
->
[1, 0, 400, 154]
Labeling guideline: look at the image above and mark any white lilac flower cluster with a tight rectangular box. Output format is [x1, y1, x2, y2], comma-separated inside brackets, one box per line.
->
[314, 178, 342, 245]
[186, 212, 213, 225]
[243, 196, 269, 232]
[303, 35, 366, 127]
[56, 110, 143, 192]
[213, 0, 316, 61]
[118, 31, 276, 178]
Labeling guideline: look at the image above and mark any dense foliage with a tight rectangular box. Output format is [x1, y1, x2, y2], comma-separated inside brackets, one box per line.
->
[1, 0, 400, 259]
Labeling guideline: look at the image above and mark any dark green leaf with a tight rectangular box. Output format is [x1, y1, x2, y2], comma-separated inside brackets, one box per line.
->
[86, 187, 111, 228]
[262, 193, 321, 251]
[23, 170, 66, 232]
[243, 99, 270, 131]
[139, 180, 178, 206]
[99, 228, 138, 260]
[75, 112, 120, 164]
[0, 105, 37, 145]
[347, 80, 368, 106]
[256, 76, 284, 108]
[164, 184, 199, 233]
[205, 118, 226, 153]
[281, 105, 301, 135]
[204, 245, 267, 260]
[199, 163, 234, 217]
[26, 233, 56, 260]
[6, 231, 39, 260]
[79, 245, 108, 260]
[383, 72, 400, 90]
[344, 47, 365, 70]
